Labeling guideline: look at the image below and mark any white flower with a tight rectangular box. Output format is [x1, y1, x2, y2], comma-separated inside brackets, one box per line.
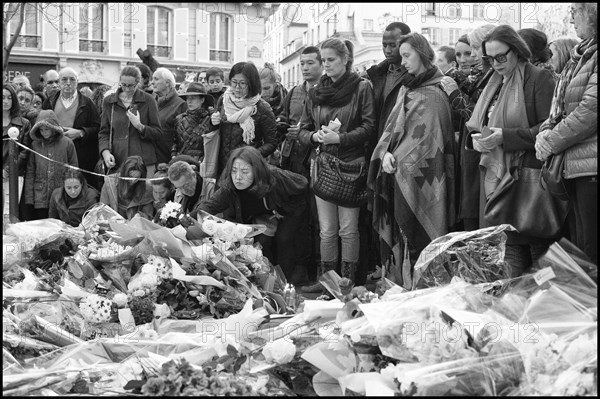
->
[113, 293, 129, 308]
[153, 303, 171, 319]
[262, 339, 296, 364]
[238, 245, 262, 262]
[140, 274, 159, 288]
[192, 244, 215, 263]
[133, 289, 146, 297]
[202, 219, 218, 235]
[234, 224, 251, 240]
[216, 221, 236, 240]
[79, 294, 113, 323]
[159, 201, 182, 221]
[141, 263, 157, 275]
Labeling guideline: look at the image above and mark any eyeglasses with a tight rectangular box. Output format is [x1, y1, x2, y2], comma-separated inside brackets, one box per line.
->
[482, 48, 512, 64]
[46, 80, 59, 85]
[230, 79, 248, 88]
[120, 82, 136, 89]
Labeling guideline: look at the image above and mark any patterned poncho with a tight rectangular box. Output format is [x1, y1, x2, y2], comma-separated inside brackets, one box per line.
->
[368, 71, 456, 289]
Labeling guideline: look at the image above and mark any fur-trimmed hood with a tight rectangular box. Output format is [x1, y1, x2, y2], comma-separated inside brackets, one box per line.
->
[30, 110, 64, 142]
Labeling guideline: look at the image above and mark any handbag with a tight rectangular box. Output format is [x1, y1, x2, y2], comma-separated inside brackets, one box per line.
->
[312, 144, 368, 208]
[484, 154, 568, 239]
[540, 152, 568, 201]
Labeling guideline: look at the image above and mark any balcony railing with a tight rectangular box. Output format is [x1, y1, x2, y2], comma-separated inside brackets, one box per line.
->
[148, 45, 172, 58]
[79, 39, 106, 53]
[210, 50, 232, 62]
[10, 35, 40, 49]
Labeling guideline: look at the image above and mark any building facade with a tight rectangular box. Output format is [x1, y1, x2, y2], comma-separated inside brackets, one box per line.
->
[277, 2, 537, 89]
[5, 2, 274, 90]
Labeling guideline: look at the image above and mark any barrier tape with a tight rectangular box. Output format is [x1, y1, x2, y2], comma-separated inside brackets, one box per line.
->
[4, 137, 164, 182]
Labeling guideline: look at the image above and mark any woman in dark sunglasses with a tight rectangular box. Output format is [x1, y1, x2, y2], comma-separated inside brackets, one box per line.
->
[98, 65, 163, 178]
[465, 24, 557, 277]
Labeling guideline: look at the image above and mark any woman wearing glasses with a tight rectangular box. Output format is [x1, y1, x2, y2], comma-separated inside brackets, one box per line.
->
[535, 3, 597, 264]
[210, 62, 278, 177]
[466, 25, 556, 276]
[98, 65, 163, 178]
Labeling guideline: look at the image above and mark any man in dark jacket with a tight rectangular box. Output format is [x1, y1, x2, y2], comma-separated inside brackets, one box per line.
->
[152, 67, 188, 164]
[366, 22, 412, 149]
[168, 160, 204, 214]
[42, 67, 101, 189]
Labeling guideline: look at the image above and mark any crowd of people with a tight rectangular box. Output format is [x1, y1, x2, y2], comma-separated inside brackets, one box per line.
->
[2, 3, 597, 292]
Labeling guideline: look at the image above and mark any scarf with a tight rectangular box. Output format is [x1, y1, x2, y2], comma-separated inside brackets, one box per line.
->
[548, 38, 597, 124]
[222, 88, 261, 144]
[401, 66, 439, 90]
[156, 87, 179, 108]
[265, 84, 284, 111]
[309, 71, 362, 107]
[466, 62, 529, 199]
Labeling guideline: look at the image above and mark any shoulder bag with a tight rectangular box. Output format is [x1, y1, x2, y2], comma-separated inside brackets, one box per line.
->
[312, 144, 368, 208]
[483, 153, 569, 239]
[540, 152, 568, 201]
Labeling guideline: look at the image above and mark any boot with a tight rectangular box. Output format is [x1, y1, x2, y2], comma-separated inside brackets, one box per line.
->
[341, 261, 356, 282]
[300, 261, 335, 293]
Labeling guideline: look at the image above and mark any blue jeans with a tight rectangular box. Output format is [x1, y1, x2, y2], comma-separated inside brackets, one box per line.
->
[315, 196, 360, 263]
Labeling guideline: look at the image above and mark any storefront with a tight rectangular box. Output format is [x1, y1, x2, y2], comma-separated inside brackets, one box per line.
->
[5, 57, 59, 91]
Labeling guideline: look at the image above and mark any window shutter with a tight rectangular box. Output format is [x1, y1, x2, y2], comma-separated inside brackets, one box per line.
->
[108, 3, 124, 56]
[41, 4, 60, 52]
[173, 8, 189, 61]
[131, 3, 147, 55]
[233, 19, 247, 63]
[63, 4, 79, 53]
[196, 9, 210, 62]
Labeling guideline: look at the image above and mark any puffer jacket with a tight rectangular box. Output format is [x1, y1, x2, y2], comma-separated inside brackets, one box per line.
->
[215, 97, 278, 176]
[299, 79, 376, 163]
[172, 107, 212, 161]
[195, 165, 308, 221]
[98, 88, 163, 169]
[155, 89, 188, 164]
[48, 181, 99, 226]
[541, 40, 597, 179]
[25, 110, 79, 208]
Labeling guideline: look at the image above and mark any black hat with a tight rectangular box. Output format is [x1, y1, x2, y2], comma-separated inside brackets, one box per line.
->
[179, 82, 214, 108]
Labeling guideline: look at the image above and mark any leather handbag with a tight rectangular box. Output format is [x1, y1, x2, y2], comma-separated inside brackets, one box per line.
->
[540, 152, 568, 201]
[484, 154, 569, 239]
[312, 145, 368, 208]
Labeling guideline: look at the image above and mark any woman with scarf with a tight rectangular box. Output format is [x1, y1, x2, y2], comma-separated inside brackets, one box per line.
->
[536, 3, 597, 264]
[210, 62, 278, 178]
[99, 155, 154, 220]
[259, 63, 288, 118]
[49, 169, 99, 227]
[298, 38, 375, 288]
[368, 33, 455, 289]
[466, 25, 556, 276]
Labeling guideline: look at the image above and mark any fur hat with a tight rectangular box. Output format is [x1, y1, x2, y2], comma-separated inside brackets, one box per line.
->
[30, 110, 63, 140]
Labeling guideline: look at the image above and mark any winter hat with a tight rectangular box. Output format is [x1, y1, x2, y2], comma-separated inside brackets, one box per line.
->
[30, 109, 63, 139]
[179, 82, 215, 108]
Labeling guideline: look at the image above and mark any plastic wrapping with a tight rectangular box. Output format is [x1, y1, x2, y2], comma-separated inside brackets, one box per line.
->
[412, 224, 515, 289]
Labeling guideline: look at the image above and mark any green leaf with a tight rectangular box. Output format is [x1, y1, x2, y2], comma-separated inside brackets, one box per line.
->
[233, 355, 247, 374]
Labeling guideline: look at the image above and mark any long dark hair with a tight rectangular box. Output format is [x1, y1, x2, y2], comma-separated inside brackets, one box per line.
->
[219, 146, 271, 193]
[482, 25, 531, 63]
[118, 155, 147, 201]
[3, 84, 21, 119]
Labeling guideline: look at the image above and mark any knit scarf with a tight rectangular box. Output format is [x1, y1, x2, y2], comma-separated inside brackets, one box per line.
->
[222, 88, 261, 144]
[466, 62, 529, 199]
[156, 87, 178, 108]
[548, 38, 597, 124]
[401, 65, 440, 90]
[265, 84, 284, 111]
[309, 71, 362, 107]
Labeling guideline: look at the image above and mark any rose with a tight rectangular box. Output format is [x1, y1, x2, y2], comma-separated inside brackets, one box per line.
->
[262, 339, 296, 364]
[233, 224, 251, 240]
[216, 221, 236, 240]
[238, 245, 262, 262]
[141, 263, 157, 275]
[113, 293, 129, 308]
[202, 219, 218, 235]
[141, 274, 159, 288]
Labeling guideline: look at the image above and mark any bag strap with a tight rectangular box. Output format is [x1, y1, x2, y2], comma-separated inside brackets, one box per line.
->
[109, 104, 114, 153]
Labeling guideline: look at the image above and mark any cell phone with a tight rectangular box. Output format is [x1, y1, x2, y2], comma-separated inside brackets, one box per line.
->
[471, 133, 482, 140]
[129, 104, 138, 114]
[481, 126, 492, 138]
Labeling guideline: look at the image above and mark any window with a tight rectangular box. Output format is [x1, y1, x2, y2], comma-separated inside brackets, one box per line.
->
[430, 27, 440, 45]
[79, 3, 106, 53]
[448, 28, 461, 45]
[8, 3, 40, 49]
[210, 13, 232, 62]
[363, 19, 373, 31]
[446, 4, 462, 18]
[147, 6, 171, 58]
[422, 3, 436, 16]
[473, 4, 485, 19]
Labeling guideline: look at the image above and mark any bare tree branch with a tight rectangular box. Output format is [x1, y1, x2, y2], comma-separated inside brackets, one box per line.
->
[3, 2, 26, 71]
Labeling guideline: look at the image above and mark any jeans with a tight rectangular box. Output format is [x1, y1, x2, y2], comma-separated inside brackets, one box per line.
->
[568, 176, 597, 264]
[315, 196, 360, 263]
